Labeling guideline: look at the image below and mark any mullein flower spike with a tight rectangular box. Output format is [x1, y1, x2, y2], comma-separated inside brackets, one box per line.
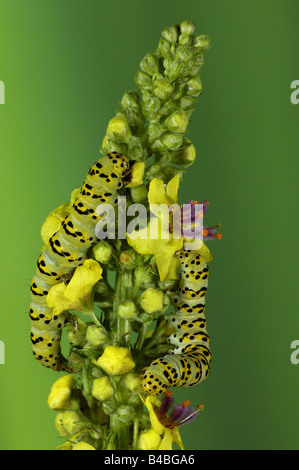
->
[39, 20, 219, 450]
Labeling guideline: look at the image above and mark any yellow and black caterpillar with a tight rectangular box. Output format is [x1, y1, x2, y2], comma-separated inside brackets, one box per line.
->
[29, 152, 129, 371]
[141, 249, 211, 396]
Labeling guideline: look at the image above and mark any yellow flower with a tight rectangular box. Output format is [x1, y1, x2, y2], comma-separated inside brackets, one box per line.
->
[139, 395, 184, 450]
[127, 174, 212, 281]
[47, 259, 103, 315]
[97, 345, 135, 375]
[127, 174, 183, 281]
[106, 114, 131, 140]
[47, 375, 76, 410]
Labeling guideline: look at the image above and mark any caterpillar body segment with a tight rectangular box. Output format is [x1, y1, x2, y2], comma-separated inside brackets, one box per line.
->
[29, 152, 129, 370]
[141, 249, 211, 396]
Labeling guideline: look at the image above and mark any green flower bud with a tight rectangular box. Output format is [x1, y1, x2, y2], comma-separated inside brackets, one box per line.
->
[92, 376, 114, 401]
[162, 25, 179, 43]
[86, 325, 108, 346]
[148, 122, 163, 142]
[130, 184, 148, 203]
[171, 139, 196, 167]
[143, 96, 161, 116]
[161, 133, 183, 150]
[117, 404, 135, 424]
[102, 136, 128, 155]
[153, 77, 173, 100]
[125, 372, 142, 393]
[121, 90, 140, 110]
[135, 70, 152, 88]
[175, 45, 193, 63]
[180, 20, 195, 36]
[68, 317, 87, 346]
[139, 288, 163, 314]
[106, 114, 131, 140]
[178, 32, 192, 46]
[102, 397, 117, 415]
[157, 37, 171, 58]
[194, 34, 211, 51]
[179, 96, 196, 110]
[68, 351, 86, 370]
[140, 53, 159, 76]
[92, 240, 113, 264]
[186, 77, 202, 96]
[158, 278, 179, 291]
[119, 250, 137, 270]
[118, 300, 138, 319]
[165, 110, 189, 133]
[167, 61, 183, 82]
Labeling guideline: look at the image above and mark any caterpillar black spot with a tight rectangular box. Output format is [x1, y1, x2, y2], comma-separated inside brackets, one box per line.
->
[29, 152, 129, 371]
[141, 249, 211, 396]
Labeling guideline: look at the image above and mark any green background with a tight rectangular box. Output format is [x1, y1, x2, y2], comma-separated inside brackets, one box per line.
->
[0, 0, 298, 450]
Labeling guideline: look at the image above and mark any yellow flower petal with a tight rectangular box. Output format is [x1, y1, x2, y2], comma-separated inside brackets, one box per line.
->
[126, 162, 145, 188]
[166, 174, 180, 203]
[72, 442, 95, 450]
[139, 288, 163, 314]
[64, 259, 103, 303]
[41, 202, 72, 244]
[127, 217, 169, 255]
[92, 377, 114, 401]
[155, 238, 184, 281]
[141, 396, 165, 436]
[159, 428, 173, 450]
[148, 178, 169, 205]
[172, 427, 185, 450]
[47, 375, 76, 410]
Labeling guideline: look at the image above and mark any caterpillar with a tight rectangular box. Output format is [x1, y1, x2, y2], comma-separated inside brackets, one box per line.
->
[141, 249, 211, 396]
[29, 152, 129, 371]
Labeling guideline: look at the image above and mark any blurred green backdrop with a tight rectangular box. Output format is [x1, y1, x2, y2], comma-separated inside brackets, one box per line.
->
[0, 0, 298, 450]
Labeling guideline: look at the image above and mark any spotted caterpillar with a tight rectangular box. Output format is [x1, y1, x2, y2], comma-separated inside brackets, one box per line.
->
[29, 152, 129, 371]
[141, 249, 211, 396]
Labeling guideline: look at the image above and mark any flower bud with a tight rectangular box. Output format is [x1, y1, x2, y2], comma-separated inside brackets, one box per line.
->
[162, 133, 183, 150]
[102, 397, 117, 415]
[107, 115, 131, 140]
[143, 96, 161, 116]
[121, 90, 140, 110]
[186, 78, 202, 96]
[135, 70, 152, 88]
[139, 288, 163, 314]
[68, 351, 86, 370]
[153, 78, 173, 100]
[119, 250, 137, 270]
[97, 345, 135, 375]
[167, 61, 183, 82]
[180, 20, 195, 36]
[47, 375, 76, 410]
[157, 38, 170, 58]
[175, 45, 193, 63]
[171, 139, 196, 167]
[118, 300, 138, 319]
[148, 122, 163, 142]
[55, 413, 69, 437]
[139, 429, 162, 450]
[130, 184, 148, 203]
[92, 376, 114, 401]
[165, 110, 189, 133]
[62, 411, 84, 435]
[140, 53, 159, 76]
[72, 442, 95, 450]
[194, 34, 211, 51]
[86, 325, 108, 346]
[92, 240, 113, 264]
[179, 96, 196, 110]
[162, 25, 179, 43]
[117, 404, 135, 424]
[68, 317, 87, 346]
[125, 372, 142, 393]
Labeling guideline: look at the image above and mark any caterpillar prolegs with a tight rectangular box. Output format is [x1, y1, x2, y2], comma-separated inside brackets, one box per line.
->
[29, 152, 129, 371]
[141, 249, 211, 396]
